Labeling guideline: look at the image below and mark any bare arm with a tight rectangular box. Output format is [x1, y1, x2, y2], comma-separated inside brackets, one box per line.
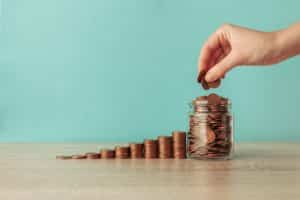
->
[198, 22, 300, 83]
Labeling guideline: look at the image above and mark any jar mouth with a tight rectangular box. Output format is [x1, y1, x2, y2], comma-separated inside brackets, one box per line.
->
[192, 94, 231, 106]
[190, 103, 231, 113]
[192, 100, 231, 106]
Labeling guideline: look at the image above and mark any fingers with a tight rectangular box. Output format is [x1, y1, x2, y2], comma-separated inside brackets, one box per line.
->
[198, 32, 221, 73]
[205, 54, 236, 82]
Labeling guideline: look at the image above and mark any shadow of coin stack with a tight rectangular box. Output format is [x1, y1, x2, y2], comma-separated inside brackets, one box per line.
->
[56, 131, 187, 160]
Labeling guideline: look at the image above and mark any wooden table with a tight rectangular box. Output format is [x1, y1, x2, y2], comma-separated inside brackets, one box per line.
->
[0, 143, 299, 200]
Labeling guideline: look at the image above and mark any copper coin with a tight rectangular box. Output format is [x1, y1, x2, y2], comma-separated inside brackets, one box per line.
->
[71, 155, 87, 159]
[130, 143, 144, 158]
[201, 80, 210, 90]
[100, 149, 115, 159]
[217, 133, 226, 139]
[157, 136, 173, 159]
[207, 93, 221, 105]
[207, 79, 221, 88]
[56, 155, 72, 160]
[197, 70, 206, 83]
[115, 146, 130, 159]
[172, 131, 186, 140]
[144, 139, 158, 159]
[172, 131, 186, 159]
[207, 127, 216, 144]
[86, 153, 101, 159]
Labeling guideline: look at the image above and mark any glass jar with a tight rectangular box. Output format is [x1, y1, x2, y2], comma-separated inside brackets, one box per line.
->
[187, 94, 234, 160]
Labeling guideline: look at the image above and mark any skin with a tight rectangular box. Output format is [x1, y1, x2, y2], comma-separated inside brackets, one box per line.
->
[198, 23, 300, 83]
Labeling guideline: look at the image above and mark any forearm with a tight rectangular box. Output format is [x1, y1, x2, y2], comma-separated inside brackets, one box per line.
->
[275, 22, 300, 62]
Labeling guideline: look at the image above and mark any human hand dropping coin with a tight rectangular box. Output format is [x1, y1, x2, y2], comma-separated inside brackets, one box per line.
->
[197, 23, 300, 89]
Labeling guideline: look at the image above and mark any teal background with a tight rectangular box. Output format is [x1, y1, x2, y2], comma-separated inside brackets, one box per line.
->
[1, 0, 300, 142]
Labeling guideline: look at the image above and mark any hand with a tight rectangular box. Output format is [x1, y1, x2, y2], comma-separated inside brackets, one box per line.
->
[198, 24, 281, 83]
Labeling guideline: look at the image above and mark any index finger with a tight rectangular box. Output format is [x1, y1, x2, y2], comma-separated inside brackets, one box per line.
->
[198, 31, 221, 73]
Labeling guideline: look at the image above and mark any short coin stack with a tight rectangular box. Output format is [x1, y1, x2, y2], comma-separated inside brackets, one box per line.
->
[56, 131, 187, 160]
[144, 139, 158, 159]
[188, 93, 233, 159]
[130, 143, 144, 159]
[158, 136, 173, 159]
[115, 146, 130, 159]
[100, 149, 115, 159]
[172, 131, 187, 159]
[86, 152, 101, 159]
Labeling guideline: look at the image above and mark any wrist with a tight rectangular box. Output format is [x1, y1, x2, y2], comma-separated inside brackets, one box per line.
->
[268, 30, 289, 64]
[273, 23, 300, 62]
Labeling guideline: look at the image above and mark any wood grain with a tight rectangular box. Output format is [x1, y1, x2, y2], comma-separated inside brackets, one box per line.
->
[0, 143, 299, 200]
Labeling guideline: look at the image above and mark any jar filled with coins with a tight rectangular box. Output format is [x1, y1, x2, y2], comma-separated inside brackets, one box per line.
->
[188, 93, 234, 160]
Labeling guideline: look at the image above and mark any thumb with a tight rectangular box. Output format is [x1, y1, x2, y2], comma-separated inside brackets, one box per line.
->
[205, 54, 236, 82]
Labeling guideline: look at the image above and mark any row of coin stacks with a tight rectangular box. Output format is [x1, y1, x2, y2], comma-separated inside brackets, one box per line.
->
[56, 131, 186, 160]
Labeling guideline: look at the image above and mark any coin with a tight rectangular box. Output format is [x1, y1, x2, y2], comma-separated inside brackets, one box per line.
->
[115, 146, 130, 159]
[85, 152, 101, 159]
[71, 155, 87, 159]
[207, 93, 221, 105]
[172, 131, 186, 159]
[207, 127, 216, 144]
[197, 70, 221, 90]
[207, 79, 221, 88]
[100, 149, 115, 159]
[158, 136, 173, 159]
[129, 143, 144, 159]
[144, 139, 158, 159]
[197, 70, 206, 83]
[202, 79, 210, 90]
[56, 155, 72, 160]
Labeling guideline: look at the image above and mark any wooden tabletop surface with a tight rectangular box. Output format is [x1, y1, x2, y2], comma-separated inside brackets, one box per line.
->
[0, 143, 299, 200]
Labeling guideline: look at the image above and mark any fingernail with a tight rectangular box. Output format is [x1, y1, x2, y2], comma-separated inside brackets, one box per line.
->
[205, 72, 215, 82]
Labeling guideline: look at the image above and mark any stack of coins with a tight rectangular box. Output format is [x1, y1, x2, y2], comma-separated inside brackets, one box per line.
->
[157, 136, 173, 159]
[85, 152, 101, 159]
[172, 131, 186, 159]
[71, 154, 87, 159]
[56, 155, 72, 160]
[115, 146, 130, 159]
[129, 143, 144, 159]
[100, 149, 115, 159]
[197, 70, 221, 90]
[188, 93, 233, 159]
[144, 139, 158, 159]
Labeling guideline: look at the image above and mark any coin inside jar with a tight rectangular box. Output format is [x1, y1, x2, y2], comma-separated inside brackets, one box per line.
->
[207, 127, 216, 144]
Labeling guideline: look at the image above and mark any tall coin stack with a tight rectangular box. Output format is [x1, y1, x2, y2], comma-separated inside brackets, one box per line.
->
[188, 93, 233, 159]
[172, 131, 187, 159]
